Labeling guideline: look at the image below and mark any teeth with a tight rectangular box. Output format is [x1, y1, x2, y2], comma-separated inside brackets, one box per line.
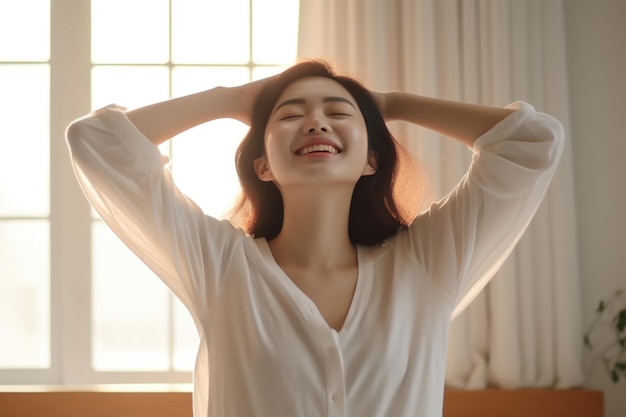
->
[297, 144, 339, 155]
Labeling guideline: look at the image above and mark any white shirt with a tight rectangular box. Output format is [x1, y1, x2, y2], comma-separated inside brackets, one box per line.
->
[66, 101, 564, 417]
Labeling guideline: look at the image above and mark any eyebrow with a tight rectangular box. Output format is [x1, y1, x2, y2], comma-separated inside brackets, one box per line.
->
[273, 96, 356, 113]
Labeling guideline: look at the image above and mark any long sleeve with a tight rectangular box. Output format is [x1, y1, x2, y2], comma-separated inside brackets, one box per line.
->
[66, 105, 245, 322]
[405, 101, 565, 318]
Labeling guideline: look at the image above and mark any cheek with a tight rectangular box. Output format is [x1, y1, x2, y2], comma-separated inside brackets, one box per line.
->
[347, 117, 368, 139]
[262, 135, 288, 170]
[343, 124, 369, 155]
[264, 123, 290, 148]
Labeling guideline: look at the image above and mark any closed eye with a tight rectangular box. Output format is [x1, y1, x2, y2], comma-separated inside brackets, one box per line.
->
[279, 114, 304, 121]
[326, 103, 354, 118]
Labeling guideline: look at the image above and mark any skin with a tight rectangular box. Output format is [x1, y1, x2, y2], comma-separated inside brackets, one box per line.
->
[255, 77, 376, 330]
[256, 77, 375, 266]
[125, 72, 514, 330]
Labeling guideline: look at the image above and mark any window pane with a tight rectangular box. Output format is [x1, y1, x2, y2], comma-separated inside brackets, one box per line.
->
[91, 0, 169, 64]
[92, 65, 169, 110]
[171, 66, 248, 218]
[90, 65, 169, 220]
[92, 221, 170, 371]
[173, 299, 197, 371]
[0, 220, 50, 368]
[0, 0, 50, 61]
[172, 0, 250, 64]
[0, 65, 49, 216]
[170, 119, 245, 218]
[80, 0, 301, 382]
[252, 0, 299, 64]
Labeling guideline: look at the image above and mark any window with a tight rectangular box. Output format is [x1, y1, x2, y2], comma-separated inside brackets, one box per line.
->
[0, 0, 51, 372]
[1, 0, 299, 385]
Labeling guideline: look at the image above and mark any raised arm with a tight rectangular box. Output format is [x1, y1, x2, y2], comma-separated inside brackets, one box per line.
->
[374, 92, 514, 148]
[390, 97, 564, 316]
[126, 76, 273, 145]
[65, 77, 274, 319]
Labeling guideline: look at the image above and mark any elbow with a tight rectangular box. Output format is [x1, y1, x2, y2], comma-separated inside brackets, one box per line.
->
[65, 114, 106, 169]
[66, 116, 90, 149]
[66, 113, 106, 154]
[539, 114, 566, 172]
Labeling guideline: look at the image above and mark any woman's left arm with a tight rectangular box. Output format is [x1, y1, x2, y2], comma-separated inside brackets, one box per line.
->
[382, 94, 565, 315]
[373, 91, 514, 148]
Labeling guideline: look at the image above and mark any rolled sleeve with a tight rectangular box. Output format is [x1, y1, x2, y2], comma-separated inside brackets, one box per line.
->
[407, 101, 565, 317]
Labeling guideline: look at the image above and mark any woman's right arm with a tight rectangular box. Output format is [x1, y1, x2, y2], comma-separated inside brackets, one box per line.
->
[65, 77, 272, 318]
[126, 76, 273, 145]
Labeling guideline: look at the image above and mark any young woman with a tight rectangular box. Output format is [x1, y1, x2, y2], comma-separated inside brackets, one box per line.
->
[66, 60, 564, 417]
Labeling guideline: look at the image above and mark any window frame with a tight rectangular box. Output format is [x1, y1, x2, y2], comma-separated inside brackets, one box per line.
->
[1, 0, 297, 386]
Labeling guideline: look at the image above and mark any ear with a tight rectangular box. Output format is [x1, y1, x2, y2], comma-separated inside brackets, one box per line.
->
[362, 151, 378, 176]
[254, 156, 274, 182]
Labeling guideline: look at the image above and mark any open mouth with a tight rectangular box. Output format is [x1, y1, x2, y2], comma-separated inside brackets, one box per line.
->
[295, 144, 341, 156]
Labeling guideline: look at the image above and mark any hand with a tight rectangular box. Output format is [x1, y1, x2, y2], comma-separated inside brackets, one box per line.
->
[369, 90, 389, 120]
[231, 75, 277, 125]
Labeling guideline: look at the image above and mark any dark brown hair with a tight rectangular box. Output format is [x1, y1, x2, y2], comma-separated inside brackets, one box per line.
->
[231, 60, 423, 245]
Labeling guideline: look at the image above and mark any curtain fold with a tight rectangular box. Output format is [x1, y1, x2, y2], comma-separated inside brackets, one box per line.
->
[298, 0, 583, 389]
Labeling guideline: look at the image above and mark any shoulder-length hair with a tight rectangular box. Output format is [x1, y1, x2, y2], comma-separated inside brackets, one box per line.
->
[230, 59, 424, 245]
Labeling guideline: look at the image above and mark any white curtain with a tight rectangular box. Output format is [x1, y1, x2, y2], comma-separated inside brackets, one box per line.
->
[298, 0, 583, 389]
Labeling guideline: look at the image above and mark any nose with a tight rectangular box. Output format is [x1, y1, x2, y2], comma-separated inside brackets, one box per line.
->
[303, 113, 330, 134]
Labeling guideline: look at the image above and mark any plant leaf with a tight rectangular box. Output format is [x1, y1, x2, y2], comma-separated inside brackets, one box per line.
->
[615, 309, 626, 332]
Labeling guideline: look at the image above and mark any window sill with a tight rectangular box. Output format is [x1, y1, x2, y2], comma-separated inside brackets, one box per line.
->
[0, 383, 192, 393]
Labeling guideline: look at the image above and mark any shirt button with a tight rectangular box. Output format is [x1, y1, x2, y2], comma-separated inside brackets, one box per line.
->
[332, 393, 341, 402]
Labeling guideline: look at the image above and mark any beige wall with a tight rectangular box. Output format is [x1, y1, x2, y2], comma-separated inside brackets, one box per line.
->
[564, 1, 626, 416]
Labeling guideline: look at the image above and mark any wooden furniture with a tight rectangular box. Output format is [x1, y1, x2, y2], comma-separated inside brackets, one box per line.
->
[0, 387, 604, 417]
[443, 389, 604, 417]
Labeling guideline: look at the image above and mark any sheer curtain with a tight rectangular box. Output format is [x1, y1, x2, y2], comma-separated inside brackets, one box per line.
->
[298, 0, 583, 388]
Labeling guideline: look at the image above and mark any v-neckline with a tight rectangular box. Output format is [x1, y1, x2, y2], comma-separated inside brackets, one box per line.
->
[255, 238, 370, 335]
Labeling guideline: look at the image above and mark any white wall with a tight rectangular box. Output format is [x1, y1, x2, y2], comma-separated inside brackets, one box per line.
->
[564, 1, 626, 416]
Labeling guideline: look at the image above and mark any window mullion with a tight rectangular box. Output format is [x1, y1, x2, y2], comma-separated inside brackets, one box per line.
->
[50, 0, 93, 385]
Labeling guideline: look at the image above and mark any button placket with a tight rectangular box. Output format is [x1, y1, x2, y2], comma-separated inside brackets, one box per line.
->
[324, 332, 347, 417]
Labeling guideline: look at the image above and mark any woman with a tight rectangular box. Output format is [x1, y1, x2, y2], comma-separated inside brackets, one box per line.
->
[67, 60, 564, 417]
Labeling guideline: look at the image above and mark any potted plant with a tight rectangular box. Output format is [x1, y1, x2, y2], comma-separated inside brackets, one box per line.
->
[584, 289, 626, 383]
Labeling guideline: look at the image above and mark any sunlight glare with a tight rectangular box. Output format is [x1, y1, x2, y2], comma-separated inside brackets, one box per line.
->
[0, 65, 49, 216]
[0, 221, 50, 368]
[171, 66, 250, 218]
[92, 222, 170, 371]
[252, 0, 299, 64]
[91, 0, 169, 63]
[91, 65, 170, 111]
[85, 0, 299, 374]
[0, 0, 49, 61]
[172, 0, 250, 64]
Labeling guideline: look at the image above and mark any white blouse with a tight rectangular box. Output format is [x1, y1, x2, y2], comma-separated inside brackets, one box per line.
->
[66, 101, 564, 417]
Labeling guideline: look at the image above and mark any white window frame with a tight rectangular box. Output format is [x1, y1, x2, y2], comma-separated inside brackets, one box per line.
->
[1, 0, 297, 386]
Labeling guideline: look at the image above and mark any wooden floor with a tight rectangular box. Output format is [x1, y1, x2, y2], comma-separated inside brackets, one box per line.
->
[0, 387, 604, 417]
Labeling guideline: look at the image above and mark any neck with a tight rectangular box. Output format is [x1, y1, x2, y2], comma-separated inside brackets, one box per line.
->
[269, 185, 356, 269]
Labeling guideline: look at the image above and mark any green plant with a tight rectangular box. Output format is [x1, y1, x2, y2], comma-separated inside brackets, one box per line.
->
[583, 289, 626, 383]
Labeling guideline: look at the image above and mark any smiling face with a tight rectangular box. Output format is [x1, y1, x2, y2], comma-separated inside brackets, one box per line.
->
[256, 77, 375, 189]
